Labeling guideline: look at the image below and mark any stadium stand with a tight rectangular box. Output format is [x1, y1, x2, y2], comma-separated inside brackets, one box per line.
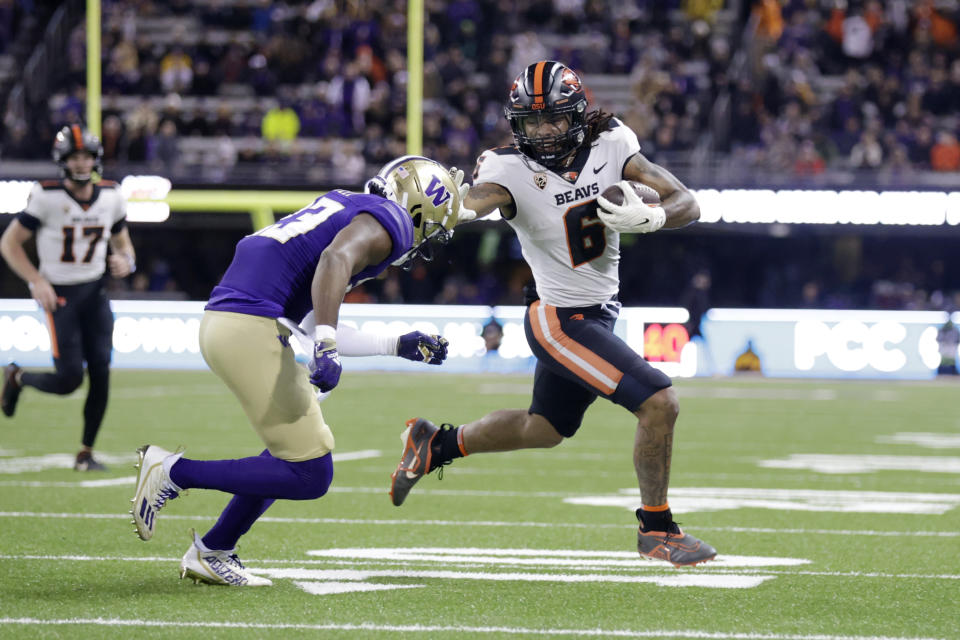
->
[1, 0, 959, 312]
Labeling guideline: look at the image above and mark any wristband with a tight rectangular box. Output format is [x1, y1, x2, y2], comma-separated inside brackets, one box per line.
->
[127, 254, 137, 273]
[314, 324, 337, 342]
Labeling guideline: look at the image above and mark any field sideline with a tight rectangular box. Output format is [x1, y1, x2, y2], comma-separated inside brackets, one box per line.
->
[1, 370, 958, 639]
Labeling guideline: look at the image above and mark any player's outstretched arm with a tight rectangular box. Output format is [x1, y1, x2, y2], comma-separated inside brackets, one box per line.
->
[623, 153, 700, 229]
[295, 311, 448, 365]
[461, 182, 515, 222]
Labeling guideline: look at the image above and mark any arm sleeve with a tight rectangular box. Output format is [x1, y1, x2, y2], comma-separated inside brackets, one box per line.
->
[298, 310, 398, 357]
[336, 323, 398, 357]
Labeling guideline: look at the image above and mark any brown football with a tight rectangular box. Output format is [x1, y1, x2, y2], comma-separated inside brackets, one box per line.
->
[600, 181, 661, 207]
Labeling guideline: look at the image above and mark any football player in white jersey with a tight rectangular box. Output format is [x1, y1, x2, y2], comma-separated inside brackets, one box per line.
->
[389, 60, 716, 567]
[1, 125, 136, 471]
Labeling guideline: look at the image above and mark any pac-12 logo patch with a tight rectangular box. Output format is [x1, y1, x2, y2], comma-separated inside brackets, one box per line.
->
[534, 172, 548, 190]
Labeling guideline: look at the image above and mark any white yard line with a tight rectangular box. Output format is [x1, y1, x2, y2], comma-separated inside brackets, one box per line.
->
[0, 477, 137, 488]
[0, 511, 957, 538]
[0, 617, 950, 640]
[0, 450, 379, 477]
[1, 553, 958, 581]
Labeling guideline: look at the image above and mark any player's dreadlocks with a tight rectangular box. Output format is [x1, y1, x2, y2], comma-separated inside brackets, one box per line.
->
[584, 110, 616, 147]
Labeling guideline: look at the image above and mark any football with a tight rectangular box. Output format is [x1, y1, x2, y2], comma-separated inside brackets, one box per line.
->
[599, 181, 661, 207]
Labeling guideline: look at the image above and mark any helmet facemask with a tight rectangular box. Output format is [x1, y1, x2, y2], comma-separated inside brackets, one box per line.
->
[365, 155, 461, 269]
[53, 125, 103, 184]
[507, 104, 587, 167]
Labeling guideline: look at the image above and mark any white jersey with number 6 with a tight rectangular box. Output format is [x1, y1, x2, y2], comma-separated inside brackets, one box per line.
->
[474, 119, 640, 307]
[22, 180, 127, 285]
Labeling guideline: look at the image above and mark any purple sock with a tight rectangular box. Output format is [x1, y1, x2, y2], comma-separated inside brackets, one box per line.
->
[202, 494, 275, 551]
[169, 449, 334, 500]
[170, 449, 334, 552]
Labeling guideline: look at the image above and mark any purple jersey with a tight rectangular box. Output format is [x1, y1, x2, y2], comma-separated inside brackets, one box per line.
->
[206, 190, 413, 320]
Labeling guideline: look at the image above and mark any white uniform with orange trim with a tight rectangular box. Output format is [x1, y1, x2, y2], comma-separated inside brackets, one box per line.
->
[23, 181, 127, 285]
[474, 118, 640, 307]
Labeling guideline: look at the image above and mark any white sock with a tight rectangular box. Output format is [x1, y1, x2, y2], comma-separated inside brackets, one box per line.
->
[162, 451, 185, 491]
[193, 531, 212, 552]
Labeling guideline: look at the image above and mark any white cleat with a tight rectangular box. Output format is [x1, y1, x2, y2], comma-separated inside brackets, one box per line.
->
[130, 444, 182, 541]
[180, 530, 272, 587]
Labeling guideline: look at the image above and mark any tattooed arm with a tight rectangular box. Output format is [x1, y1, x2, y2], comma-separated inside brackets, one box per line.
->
[622, 152, 700, 229]
[462, 182, 517, 222]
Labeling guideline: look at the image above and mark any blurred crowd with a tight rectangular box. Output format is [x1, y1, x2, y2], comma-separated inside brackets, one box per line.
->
[2, 0, 959, 313]
[2, 0, 960, 180]
[728, 0, 960, 178]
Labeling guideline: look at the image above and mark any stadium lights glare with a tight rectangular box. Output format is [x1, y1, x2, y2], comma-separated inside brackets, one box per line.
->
[0, 176, 171, 223]
[2, 180, 960, 226]
[693, 188, 955, 225]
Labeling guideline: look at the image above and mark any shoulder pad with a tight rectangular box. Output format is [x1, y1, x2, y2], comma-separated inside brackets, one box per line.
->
[40, 180, 64, 190]
[98, 180, 118, 188]
[489, 145, 521, 156]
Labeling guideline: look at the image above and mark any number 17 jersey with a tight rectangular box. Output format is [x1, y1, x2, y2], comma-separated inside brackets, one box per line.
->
[474, 119, 640, 307]
[19, 180, 127, 285]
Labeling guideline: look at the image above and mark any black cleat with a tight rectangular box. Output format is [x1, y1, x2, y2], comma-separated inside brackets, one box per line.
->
[637, 510, 717, 567]
[389, 417, 451, 506]
[2, 363, 23, 418]
[74, 450, 108, 472]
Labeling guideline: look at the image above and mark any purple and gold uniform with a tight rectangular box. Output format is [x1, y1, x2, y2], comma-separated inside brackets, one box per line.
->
[126, 156, 467, 583]
[199, 190, 413, 461]
[207, 190, 413, 320]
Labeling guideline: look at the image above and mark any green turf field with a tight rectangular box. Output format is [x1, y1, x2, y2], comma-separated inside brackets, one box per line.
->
[1, 370, 958, 639]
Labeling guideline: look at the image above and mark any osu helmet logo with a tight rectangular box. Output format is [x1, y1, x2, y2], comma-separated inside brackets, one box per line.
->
[561, 68, 581, 93]
[509, 80, 520, 103]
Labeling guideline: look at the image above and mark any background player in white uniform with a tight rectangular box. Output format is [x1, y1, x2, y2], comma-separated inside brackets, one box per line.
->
[1, 125, 136, 471]
[389, 60, 716, 567]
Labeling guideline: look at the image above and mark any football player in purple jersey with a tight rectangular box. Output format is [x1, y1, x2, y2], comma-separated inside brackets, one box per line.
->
[128, 156, 470, 586]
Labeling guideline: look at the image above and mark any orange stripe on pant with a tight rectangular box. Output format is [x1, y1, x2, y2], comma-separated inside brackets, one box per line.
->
[529, 301, 623, 395]
[45, 311, 60, 359]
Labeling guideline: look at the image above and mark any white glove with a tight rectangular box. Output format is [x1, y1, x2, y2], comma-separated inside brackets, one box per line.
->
[596, 180, 666, 234]
[448, 167, 477, 222]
